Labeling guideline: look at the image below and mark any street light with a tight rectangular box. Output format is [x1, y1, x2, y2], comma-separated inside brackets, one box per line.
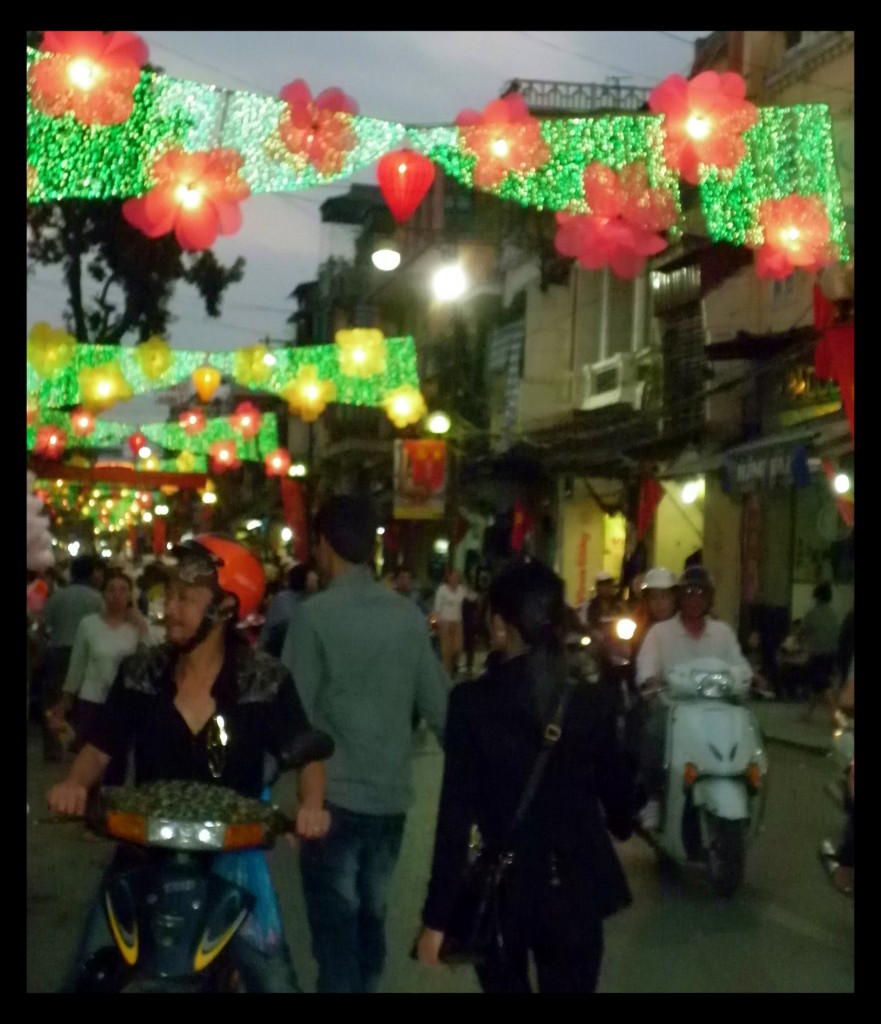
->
[427, 410, 451, 435]
[432, 262, 467, 302]
[371, 239, 401, 272]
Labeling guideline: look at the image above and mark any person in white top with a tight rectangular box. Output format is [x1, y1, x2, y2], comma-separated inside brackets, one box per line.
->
[634, 565, 767, 828]
[433, 568, 469, 678]
[47, 568, 147, 783]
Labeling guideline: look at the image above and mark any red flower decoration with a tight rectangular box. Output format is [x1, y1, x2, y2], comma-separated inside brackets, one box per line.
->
[264, 448, 291, 477]
[229, 401, 261, 439]
[179, 408, 207, 435]
[34, 424, 67, 460]
[455, 94, 550, 189]
[752, 195, 836, 279]
[278, 79, 359, 176]
[28, 31, 148, 126]
[554, 163, 676, 279]
[70, 407, 96, 436]
[122, 147, 251, 251]
[208, 440, 241, 474]
[648, 71, 758, 186]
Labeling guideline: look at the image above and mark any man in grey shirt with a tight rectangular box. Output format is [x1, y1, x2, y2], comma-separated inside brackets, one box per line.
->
[38, 555, 104, 761]
[281, 494, 449, 993]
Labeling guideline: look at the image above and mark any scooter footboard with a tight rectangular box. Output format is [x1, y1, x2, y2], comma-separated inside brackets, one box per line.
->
[691, 777, 749, 820]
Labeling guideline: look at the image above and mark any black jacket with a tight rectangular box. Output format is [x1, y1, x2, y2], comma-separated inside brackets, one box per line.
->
[422, 653, 634, 931]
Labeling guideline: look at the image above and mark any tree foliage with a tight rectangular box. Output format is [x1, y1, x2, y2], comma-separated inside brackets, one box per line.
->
[27, 199, 246, 345]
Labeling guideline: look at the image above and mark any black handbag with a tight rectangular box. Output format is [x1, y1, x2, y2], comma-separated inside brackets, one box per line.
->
[437, 685, 571, 966]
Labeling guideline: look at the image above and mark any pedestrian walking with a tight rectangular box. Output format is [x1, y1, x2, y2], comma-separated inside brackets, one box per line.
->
[415, 559, 634, 992]
[280, 494, 449, 993]
[46, 569, 148, 783]
[37, 555, 104, 762]
[434, 568, 469, 679]
[799, 582, 841, 723]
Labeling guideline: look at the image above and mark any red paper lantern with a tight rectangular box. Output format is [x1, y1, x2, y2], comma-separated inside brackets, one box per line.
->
[128, 431, 147, 457]
[376, 150, 436, 225]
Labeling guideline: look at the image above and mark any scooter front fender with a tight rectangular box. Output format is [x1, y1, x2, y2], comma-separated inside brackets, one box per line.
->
[691, 777, 750, 821]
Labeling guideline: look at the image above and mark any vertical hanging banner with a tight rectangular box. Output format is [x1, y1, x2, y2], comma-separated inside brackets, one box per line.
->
[152, 515, 167, 555]
[393, 439, 447, 519]
[280, 477, 310, 563]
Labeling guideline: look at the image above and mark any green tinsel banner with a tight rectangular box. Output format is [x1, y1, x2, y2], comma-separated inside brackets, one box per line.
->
[25, 47, 849, 256]
[27, 411, 279, 459]
[26, 336, 420, 410]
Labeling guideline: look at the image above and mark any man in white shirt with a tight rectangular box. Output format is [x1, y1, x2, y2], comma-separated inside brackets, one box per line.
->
[433, 568, 469, 678]
[634, 565, 754, 828]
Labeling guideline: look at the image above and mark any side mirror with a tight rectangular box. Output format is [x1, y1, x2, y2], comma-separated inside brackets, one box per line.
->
[277, 730, 335, 771]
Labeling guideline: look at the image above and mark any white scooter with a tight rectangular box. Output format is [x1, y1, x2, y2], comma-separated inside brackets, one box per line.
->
[640, 657, 769, 898]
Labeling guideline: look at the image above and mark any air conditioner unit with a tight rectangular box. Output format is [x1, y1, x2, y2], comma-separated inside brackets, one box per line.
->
[581, 352, 644, 411]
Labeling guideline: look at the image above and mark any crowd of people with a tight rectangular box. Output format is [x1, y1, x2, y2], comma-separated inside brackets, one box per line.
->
[31, 497, 853, 993]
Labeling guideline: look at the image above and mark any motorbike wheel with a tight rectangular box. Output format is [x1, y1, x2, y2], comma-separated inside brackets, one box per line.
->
[706, 816, 746, 898]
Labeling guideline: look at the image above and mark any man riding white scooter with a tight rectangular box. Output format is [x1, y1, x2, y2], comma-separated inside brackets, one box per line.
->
[633, 566, 769, 896]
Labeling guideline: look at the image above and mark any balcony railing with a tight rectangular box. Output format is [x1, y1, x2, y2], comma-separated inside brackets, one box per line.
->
[501, 79, 651, 116]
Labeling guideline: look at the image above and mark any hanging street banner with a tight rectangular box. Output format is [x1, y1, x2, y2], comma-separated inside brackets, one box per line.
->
[721, 440, 812, 495]
[393, 439, 446, 519]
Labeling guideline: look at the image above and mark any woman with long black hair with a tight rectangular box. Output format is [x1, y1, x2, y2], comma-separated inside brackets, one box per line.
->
[415, 559, 635, 992]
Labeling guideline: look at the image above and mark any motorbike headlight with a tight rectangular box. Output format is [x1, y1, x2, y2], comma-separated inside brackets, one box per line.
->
[693, 670, 732, 698]
[615, 617, 637, 641]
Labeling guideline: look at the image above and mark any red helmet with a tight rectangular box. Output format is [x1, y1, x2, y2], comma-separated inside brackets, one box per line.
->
[178, 534, 265, 621]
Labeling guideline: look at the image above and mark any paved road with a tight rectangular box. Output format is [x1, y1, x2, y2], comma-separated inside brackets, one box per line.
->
[26, 722, 853, 993]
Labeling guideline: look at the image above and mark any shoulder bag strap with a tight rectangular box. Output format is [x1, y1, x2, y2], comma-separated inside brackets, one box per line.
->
[503, 682, 573, 843]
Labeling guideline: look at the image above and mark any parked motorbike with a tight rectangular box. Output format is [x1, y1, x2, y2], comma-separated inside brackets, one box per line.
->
[637, 657, 768, 898]
[66, 729, 334, 992]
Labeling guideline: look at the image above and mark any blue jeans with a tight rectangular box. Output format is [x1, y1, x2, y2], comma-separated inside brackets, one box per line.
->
[298, 802, 406, 993]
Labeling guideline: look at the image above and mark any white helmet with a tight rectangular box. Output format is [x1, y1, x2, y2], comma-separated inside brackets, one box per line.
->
[641, 567, 677, 591]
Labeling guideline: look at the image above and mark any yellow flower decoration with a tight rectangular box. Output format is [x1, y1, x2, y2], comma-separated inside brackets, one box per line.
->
[234, 343, 274, 386]
[335, 328, 387, 378]
[135, 335, 174, 381]
[280, 364, 337, 422]
[27, 164, 39, 199]
[27, 322, 76, 377]
[176, 451, 196, 473]
[383, 385, 427, 429]
[78, 361, 132, 412]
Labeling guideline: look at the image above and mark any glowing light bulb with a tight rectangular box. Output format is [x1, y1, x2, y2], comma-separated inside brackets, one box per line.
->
[491, 138, 510, 157]
[686, 114, 710, 140]
[240, 416, 251, 428]
[67, 58, 99, 91]
[305, 385, 319, 401]
[834, 473, 850, 494]
[96, 380, 112, 397]
[353, 347, 366, 364]
[48, 434, 58, 445]
[175, 183, 203, 209]
[393, 397, 411, 416]
[280, 527, 293, 542]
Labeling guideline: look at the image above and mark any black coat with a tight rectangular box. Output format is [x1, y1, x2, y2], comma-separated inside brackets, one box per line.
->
[422, 652, 634, 932]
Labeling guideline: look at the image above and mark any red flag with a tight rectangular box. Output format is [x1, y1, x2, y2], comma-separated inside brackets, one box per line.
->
[280, 478, 310, 563]
[814, 284, 854, 439]
[511, 499, 532, 553]
[151, 515, 167, 556]
[636, 476, 663, 540]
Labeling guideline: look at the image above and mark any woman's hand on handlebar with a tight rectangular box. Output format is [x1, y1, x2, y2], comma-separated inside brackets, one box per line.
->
[47, 779, 89, 817]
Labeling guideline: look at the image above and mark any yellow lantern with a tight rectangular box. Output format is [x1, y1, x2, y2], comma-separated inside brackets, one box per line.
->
[382, 385, 427, 429]
[27, 322, 76, 377]
[136, 335, 174, 381]
[335, 328, 387, 378]
[176, 450, 196, 473]
[233, 344, 273, 386]
[78, 361, 132, 412]
[280, 364, 337, 422]
[193, 364, 221, 402]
